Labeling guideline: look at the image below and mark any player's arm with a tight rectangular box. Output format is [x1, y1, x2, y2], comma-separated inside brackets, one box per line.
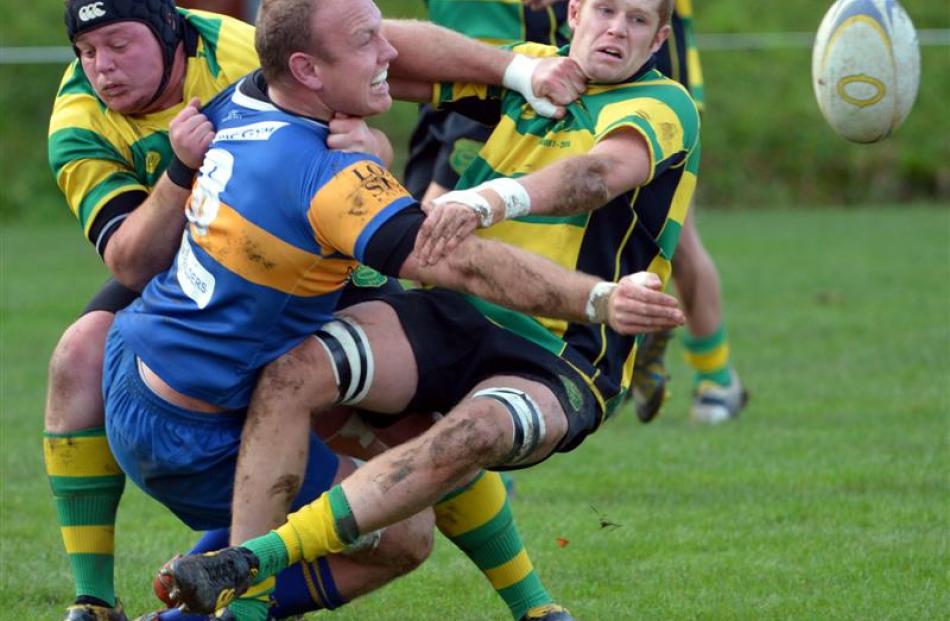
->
[104, 99, 214, 290]
[312, 158, 683, 334]
[382, 19, 586, 114]
[416, 128, 650, 262]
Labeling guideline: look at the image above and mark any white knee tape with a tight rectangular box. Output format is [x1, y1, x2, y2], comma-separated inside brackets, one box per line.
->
[313, 317, 375, 405]
[471, 387, 545, 464]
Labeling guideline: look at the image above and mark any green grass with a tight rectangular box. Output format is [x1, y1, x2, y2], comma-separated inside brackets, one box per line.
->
[2, 206, 947, 619]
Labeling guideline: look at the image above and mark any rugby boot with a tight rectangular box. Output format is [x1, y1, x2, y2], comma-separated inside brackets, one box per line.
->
[630, 329, 673, 422]
[519, 603, 575, 621]
[160, 547, 260, 614]
[63, 598, 128, 621]
[690, 368, 749, 424]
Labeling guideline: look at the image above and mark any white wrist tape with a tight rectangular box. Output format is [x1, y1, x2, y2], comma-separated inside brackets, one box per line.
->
[502, 54, 559, 118]
[585, 281, 618, 324]
[480, 177, 531, 220]
[432, 189, 494, 228]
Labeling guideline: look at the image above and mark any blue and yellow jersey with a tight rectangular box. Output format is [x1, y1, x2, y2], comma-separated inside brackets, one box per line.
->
[433, 42, 700, 414]
[115, 71, 417, 409]
[425, 0, 570, 47]
[47, 9, 259, 257]
[656, 0, 704, 108]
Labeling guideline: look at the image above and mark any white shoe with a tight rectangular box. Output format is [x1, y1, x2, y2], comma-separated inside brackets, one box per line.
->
[690, 369, 748, 424]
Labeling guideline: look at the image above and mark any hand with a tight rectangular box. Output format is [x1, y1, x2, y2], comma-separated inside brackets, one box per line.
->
[524, 0, 563, 10]
[416, 189, 503, 265]
[169, 97, 214, 169]
[531, 56, 587, 109]
[606, 272, 685, 335]
[327, 113, 379, 154]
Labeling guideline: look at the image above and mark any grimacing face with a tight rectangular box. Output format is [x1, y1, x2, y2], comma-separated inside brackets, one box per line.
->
[74, 22, 166, 114]
[309, 0, 398, 117]
[567, 0, 671, 83]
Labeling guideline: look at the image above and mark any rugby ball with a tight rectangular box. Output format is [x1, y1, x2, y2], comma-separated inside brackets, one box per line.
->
[812, 0, 920, 143]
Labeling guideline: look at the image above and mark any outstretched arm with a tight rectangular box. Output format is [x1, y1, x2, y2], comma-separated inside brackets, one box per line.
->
[382, 19, 586, 114]
[398, 234, 683, 335]
[416, 128, 651, 262]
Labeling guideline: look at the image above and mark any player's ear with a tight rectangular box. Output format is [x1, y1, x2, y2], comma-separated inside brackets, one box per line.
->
[650, 24, 672, 54]
[288, 51, 323, 91]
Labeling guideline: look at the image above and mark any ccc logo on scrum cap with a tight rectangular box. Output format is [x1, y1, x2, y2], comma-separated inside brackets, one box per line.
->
[78, 2, 106, 21]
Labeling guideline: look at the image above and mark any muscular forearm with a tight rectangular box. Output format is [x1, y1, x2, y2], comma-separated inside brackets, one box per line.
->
[383, 20, 511, 86]
[519, 155, 612, 216]
[401, 236, 597, 323]
[103, 174, 189, 290]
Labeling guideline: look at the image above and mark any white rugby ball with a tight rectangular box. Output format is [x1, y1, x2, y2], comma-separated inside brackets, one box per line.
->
[812, 0, 920, 143]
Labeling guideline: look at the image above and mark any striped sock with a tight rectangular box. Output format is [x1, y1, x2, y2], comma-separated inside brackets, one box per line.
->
[249, 486, 349, 578]
[227, 575, 274, 621]
[682, 324, 733, 386]
[44, 427, 125, 606]
[435, 471, 551, 620]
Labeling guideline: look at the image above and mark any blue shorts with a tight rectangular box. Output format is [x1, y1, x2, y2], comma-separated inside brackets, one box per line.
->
[102, 327, 339, 530]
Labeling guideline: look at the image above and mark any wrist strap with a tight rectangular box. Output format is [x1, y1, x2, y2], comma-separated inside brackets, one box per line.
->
[502, 54, 558, 118]
[166, 157, 198, 190]
[585, 281, 618, 324]
[480, 178, 531, 221]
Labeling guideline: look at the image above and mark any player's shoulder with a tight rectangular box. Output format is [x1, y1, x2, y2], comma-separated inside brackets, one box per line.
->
[180, 8, 258, 77]
[584, 69, 699, 126]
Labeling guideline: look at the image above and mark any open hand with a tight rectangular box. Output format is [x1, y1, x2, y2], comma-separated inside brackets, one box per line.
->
[606, 272, 685, 335]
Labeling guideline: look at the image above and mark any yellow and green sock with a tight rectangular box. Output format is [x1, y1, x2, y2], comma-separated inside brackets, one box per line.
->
[43, 427, 125, 607]
[435, 471, 552, 620]
[683, 324, 733, 387]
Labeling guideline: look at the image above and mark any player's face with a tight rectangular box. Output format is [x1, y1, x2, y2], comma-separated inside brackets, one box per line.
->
[312, 0, 398, 117]
[568, 0, 670, 83]
[74, 22, 165, 114]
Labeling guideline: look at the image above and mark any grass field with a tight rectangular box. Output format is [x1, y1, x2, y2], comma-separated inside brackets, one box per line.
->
[1, 206, 947, 619]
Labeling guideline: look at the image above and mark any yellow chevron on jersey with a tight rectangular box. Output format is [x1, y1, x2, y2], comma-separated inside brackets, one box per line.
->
[48, 9, 258, 253]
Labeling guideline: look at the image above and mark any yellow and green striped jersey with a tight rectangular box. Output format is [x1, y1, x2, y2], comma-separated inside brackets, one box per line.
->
[425, 0, 570, 47]
[48, 9, 258, 257]
[434, 42, 700, 415]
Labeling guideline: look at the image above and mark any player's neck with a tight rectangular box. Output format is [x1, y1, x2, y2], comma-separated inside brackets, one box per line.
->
[268, 83, 333, 123]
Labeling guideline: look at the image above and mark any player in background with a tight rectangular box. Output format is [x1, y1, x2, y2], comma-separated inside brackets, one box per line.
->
[404, 0, 571, 204]
[161, 0, 698, 617]
[44, 0, 585, 619]
[631, 0, 748, 424]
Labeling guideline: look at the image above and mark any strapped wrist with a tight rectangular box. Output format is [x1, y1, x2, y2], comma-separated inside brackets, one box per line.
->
[432, 189, 494, 228]
[480, 178, 531, 221]
[166, 156, 198, 190]
[585, 281, 618, 324]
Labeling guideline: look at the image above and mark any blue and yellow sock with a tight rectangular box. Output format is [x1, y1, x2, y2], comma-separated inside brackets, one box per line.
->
[435, 471, 551, 620]
[682, 324, 733, 387]
[44, 427, 125, 607]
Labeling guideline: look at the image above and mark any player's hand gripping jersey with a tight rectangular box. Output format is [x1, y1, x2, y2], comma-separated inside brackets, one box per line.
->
[115, 70, 420, 410]
[433, 42, 701, 415]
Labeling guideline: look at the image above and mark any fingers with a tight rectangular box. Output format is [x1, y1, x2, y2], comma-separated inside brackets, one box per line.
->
[607, 272, 685, 334]
[416, 203, 479, 265]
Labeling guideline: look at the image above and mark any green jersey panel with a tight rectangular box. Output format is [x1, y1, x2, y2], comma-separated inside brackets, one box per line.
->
[426, 0, 569, 46]
[47, 9, 258, 256]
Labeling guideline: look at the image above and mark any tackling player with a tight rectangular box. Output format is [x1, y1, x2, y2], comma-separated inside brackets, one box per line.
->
[161, 0, 699, 615]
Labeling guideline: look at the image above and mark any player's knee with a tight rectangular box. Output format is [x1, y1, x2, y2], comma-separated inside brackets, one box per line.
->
[372, 510, 434, 574]
[312, 317, 375, 405]
[469, 387, 563, 467]
[46, 312, 113, 431]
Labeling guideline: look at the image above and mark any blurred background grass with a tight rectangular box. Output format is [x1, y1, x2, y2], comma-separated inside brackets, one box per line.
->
[1, 0, 948, 228]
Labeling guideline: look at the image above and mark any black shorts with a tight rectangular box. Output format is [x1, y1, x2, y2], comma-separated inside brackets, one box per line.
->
[81, 278, 139, 316]
[377, 288, 603, 461]
[403, 106, 493, 200]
